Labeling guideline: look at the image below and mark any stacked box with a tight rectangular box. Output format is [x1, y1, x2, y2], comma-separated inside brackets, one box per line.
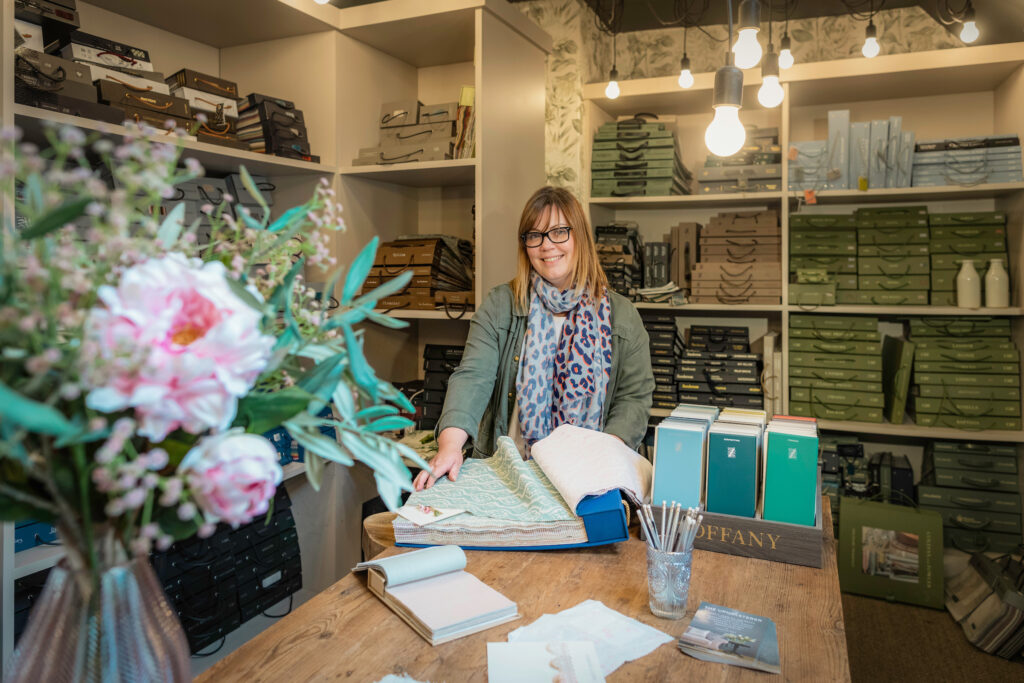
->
[847, 205, 930, 305]
[418, 345, 464, 429]
[677, 326, 763, 409]
[643, 312, 683, 408]
[13, 566, 51, 644]
[927, 211, 1010, 307]
[788, 314, 884, 422]
[698, 126, 781, 194]
[789, 212, 857, 305]
[590, 119, 692, 197]
[365, 237, 473, 311]
[919, 441, 1022, 553]
[151, 487, 301, 654]
[352, 97, 460, 166]
[644, 242, 670, 288]
[908, 317, 1021, 431]
[663, 221, 699, 296]
[166, 69, 246, 149]
[691, 210, 780, 305]
[13, 41, 123, 125]
[912, 135, 1022, 187]
[793, 112, 915, 191]
[237, 93, 318, 162]
[788, 140, 827, 191]
[596, 224, 643, 296]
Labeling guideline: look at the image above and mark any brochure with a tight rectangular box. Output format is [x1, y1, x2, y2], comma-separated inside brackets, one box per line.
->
[677, 602, 780, 674]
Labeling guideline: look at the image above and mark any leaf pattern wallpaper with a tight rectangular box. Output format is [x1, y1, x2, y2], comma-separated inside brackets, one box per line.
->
[515, 1, 961, 192]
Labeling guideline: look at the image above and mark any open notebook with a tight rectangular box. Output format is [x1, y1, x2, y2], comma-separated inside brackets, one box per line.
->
[394, 425, 652, 550]
[352, 545, 518, 645]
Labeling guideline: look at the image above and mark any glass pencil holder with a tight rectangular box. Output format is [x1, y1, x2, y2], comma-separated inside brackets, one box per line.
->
[646, 545, 693, 619]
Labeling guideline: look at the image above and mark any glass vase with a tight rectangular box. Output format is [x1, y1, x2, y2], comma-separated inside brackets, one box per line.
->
[5, 556, 190, 683]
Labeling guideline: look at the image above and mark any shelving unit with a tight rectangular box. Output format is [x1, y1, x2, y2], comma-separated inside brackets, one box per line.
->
[582, 41, 1024, 450]
[0, 0, 550, 676]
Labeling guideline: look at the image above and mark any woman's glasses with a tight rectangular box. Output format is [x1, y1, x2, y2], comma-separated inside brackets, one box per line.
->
[521, 226, 572, 248]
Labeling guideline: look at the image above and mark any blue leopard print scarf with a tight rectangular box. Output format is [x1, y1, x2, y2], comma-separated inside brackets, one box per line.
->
[515, 273, 613, 446]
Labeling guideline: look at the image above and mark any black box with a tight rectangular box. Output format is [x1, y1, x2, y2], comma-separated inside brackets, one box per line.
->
[97, 80, 191, 118]
[14, 86, 123, 124]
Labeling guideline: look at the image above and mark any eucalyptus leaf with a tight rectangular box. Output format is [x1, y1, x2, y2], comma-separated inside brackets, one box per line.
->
[332, 384, 356, 425]
[0, 382, 76, 436]
[156, 202, 185, 246]
[365, 416, 414, 432]
[267, 206, 307, 234]
[363, 309, 410, 330]
[339, 432, 412, 490]
[236, 206, 265, 231]
[234, 386, 315, 435]
[373, 474, 403, 511]
[224, 276, 268, 316]
[238, 166, 270, 216]
[285, 424, 354, 466]
[341, 322, 378, 400]
[349, 269, 413, 308]
[341, 237, 378, 305]
[20, 198, 91, 240]
[304, 453, 325, 490]
[354, 406, 399, 421]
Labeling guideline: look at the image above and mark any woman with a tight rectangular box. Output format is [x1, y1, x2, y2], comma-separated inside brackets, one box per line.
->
[414, 186, 654, 490]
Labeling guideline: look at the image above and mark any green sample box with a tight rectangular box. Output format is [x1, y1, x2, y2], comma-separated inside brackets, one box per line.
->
[858, 256, 930, 276]
[789, 387, 884, 407]
[917, 484, 1021, 514]
[791, 352, 881, 370]
[788, 401, 883, 422]
[836, 290, 929, 306]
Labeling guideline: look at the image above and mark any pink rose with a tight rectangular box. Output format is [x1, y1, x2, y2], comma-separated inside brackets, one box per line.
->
[82, 253, 275, 441]
[179, 430, 282, 527]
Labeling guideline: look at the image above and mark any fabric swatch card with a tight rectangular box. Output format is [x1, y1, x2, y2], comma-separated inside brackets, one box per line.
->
[761, 423, 819, 526]
[705, 423, 761, 518]
[652, 417, 710, 509]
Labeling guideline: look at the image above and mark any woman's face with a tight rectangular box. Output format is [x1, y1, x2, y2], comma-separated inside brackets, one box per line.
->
[525, 205, 575, 291]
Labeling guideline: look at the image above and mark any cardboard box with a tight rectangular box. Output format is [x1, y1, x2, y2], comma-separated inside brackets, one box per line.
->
[14, 86, 123, 124]
[15, 47, 91, 86]
[884, 115, 901, 188]
[380, 99, 421, 128]
[379, 121, 456, 148]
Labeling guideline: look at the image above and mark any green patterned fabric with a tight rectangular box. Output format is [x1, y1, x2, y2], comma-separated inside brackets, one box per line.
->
[405, 437, 576, 522]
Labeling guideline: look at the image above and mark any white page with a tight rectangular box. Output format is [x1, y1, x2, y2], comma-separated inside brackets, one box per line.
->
[487, 642, 604, 683]
[352, 545, 465, 587]
[531, 425, 653, 510]
[387, 570, 516, 634]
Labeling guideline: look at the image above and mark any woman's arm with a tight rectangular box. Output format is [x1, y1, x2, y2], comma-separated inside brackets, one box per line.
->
[413, 427, 468, 490]
[603, 317, 655, 449]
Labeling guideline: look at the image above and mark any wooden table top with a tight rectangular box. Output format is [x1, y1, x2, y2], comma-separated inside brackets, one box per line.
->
[199, 505, 849, 682]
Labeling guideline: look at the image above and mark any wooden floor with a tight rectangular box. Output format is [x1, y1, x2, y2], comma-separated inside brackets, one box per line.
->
[842, 593, 1024, 680]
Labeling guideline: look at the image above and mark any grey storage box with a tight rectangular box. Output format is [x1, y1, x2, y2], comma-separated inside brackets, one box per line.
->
[418, 102, 458, 124]
[379, 99, 422, 128]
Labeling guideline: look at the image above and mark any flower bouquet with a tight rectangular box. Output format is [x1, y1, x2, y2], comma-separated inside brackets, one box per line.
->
[0, 121, 428, 681]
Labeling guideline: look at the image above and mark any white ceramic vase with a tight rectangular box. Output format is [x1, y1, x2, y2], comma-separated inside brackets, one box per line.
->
[985, 258, 1010, 308]
[956, 259, 981, 308]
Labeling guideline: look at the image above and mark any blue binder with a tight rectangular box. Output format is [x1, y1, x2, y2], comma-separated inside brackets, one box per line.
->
[396, 490, 629, 552]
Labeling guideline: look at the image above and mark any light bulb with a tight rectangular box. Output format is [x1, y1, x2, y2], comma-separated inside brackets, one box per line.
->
[758, 75, 783, 108]
[732, 28, 763, 69]
[678, 56, 693, 89]
[705, 106, 746, 157]
[314, 0, 330, 4]
[605, 79, 619, 99]
[960, 20, 979, 43]
[862, 36, 879, 58]
[779, 35, 794, 69]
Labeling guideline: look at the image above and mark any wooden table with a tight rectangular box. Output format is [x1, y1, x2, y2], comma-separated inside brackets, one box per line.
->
[199, 506, 849, 682]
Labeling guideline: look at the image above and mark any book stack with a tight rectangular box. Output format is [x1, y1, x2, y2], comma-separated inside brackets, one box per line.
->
[788, 314, 884, 422]
[788, 140, 827, 191]
[166, 68, 245, 149]
[677, 326, 764, 410]
[927, 211, 1010, 307]
[788, 213, 856, 305]
[365, 236, 474, 311]
[705, 409, 767, 518]
[919, 440, 1022, 554]
[418, 345, 464, 430]
[237, 93, 318, 162]
[912, 135, 1022, 187]
[643, 241, 671, 288]
[151, 487, 301, 653]
[352, 94, 463, 166]
[595, 224, 643, 296]
[845, 205, 931, 306]
[691, 210, 781, 305]
[907, 317, 1021, 431]
[452, 86, 476, 159]
[642, 312, 683, 409]
[590, 118, 692, 197]
[698, 126, 781, 194]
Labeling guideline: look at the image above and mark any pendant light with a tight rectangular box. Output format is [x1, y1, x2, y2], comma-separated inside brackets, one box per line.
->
[862, 2, 880, 58]
[778, 1, 793, 69]
[706, 1, 746, 157]
[314, 0, 330, 4]
[757, 8, 783, 109]
[960, 2, 979, 43]
[732, 0, 763, 69]
[678, 26, 694, 88]
[606, 33, 620, 99]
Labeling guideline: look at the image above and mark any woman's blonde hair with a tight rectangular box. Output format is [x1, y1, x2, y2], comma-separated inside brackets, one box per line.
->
[510, 186, 608, 311]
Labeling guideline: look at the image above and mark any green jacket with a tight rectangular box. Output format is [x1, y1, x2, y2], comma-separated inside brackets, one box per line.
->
[436, 283, 654, 458]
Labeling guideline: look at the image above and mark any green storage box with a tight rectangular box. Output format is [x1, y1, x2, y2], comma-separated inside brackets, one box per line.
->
[789, 387, 884, 407]
[943, 528, 1023, 554]
[915, 371, 1020, 387]
[912, 396, 1021, 417]
[788, 283, 836, 306]
[914, 413, 1022, 432]
[790, 242, 857, 256]
[916, 384, 1021, 401]
[592, 167, 676, 180]
[790, 256, 858, 274]
[914, 346, 1019, 362]
[921, 505, 1021, 535]
[592, 158, 675, 170]
[929, 292, 956, 306]
[789, 338, 880, 355]
[788, 401, 883, 422]
[932, 465, 1020, 492]
[789, 327, 880, 341]
[837, 290, 929, 306]
[917, 484, 1021, 514]
[790, 351, 881, 370]
[789, 214, 857, 228]
[931, 253, 1005, 270]
[788, 376, 883, 393]
[856, 205, 928, 218]
[592, 147, 675, 162]
[858, 244, 930, 257]
[857, 227, 930, 244]
[790, 366, 882, 383]
[928, 211, 1006, 226]
[859, 275, 930, 291]
[591, 178, 678, 197]
[790, 314, 878, 331]
[882, 336, 915, 425]
[913, 360, 1019, 375]
[930, 268, 988, 291]
[930, 225, 1005, 240]
[789, 229, 856, 242]
[928, 237, 1006, 254]
[932, 441, 1017, 456]
[593, 136, 674, 149]
[915, 338, 1017, 352]
[795, 269, 831, 284]
[909, 317, 1011, 337]
[858, 256, 930, 276]
[932, 449, 1017, 475]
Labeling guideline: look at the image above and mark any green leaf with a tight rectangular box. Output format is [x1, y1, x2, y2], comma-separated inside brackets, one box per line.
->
[0, 492, 55, 523]
[225, 276, 267, 316]
[236, 205, 265, 231]
[156, 506, 200, 541]
[349, 269, 412, 308]
[0, 382, 76, 436]
[20, 198, 91, 240]
[54, 426, 112, 449]
[374, 473, 404, 511]
[238, 166, 270, 216]
[363, 309, 410, 330]
[365, 416, 414, 432]
[304, 453, 325, 490]
[354, 405, 399, 421]
[378, 380, 415, 415]
[339, 432, 412, 496]
[341, 237, 378, 305]
[296, 351, 346, 401]
[285, 423, 354, 466]
[267, 206, 307, 234]
[157, 202, 185, 246]
[234, 386, 316, 435]
[341, 322, 377, 400]
[332, 383, 356, 425]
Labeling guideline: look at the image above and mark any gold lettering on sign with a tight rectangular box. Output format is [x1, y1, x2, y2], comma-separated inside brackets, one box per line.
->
[749, 532, 763, 548]
[733, 530, 745, 546]
[696, 526, 706, 540]
[766, 533, 780, 550]
[706, 526, 717, 542]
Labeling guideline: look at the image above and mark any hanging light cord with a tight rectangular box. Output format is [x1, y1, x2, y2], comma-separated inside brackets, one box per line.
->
[936, 0, 973, 25]
[838, 0, 886, 21]
[767, 0, 773, 46]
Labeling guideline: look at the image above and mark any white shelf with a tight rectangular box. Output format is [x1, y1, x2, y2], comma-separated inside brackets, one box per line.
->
[785, 305, 1024, 316]
[339, 159, 476, 188]
[281, 462, 306, 482]
[636, 302, 783, 313]
[13, 105, 338, 177]
[85, 0, 337, 48]
[590, 192, 782, 210]
[815, 418, 1024, 443]
[13, 545, 65, 580]
[789, 182, 1024, 205]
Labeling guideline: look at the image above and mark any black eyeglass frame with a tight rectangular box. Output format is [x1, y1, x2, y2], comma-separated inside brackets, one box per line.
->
[521, 225, 573, 248]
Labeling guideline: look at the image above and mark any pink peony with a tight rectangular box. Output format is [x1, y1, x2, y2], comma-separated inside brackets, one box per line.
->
[179, 430, 281, 526]
[83, 253, 275, 441]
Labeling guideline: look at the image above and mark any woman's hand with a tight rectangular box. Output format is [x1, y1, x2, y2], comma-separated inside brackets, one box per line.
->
[413, 427, 468, 490]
